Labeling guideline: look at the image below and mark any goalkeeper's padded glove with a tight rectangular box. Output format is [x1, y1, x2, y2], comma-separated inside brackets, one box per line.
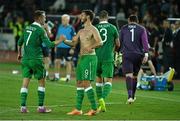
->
[114, 52, 122, 67]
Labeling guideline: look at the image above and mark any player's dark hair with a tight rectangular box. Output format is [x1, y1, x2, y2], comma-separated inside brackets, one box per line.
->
[128, 15, 138, 22]
[99, 10, 108, 19]
[82, 10, 95, 21]
[34, 10, 45, 20]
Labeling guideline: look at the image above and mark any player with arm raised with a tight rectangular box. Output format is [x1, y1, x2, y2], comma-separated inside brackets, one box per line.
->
[63, 10, 102, 116]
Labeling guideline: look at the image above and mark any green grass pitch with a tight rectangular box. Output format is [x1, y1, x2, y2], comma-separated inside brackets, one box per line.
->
[0, 62, 180, 120]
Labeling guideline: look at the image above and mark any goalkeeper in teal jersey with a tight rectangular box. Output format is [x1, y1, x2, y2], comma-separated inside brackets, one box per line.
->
[95, 10, 120, 112]
[17, 10, 65, 113]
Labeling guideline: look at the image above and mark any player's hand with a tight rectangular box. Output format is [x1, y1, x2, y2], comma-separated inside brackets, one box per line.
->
[142, 56, 148, 64]
[114, 52, 122, 67]
[43, 23, 53, 38]
[81, 47, 93, 54]
[60, 35, 66, 41]
[43, 24, 49, 31]
[58, 35, 66, 43]
[17, 54, 22, 62]
[86, 47, 93, 53]
[69, 48, 74, 55]
[54, 35, 67, 46]
[54, 47, 57, 53]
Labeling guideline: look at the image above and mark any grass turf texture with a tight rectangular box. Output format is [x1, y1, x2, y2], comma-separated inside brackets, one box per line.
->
[0, 62, 180, 120]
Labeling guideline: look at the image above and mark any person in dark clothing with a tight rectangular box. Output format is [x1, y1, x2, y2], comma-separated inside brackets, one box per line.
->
[173, 21, 180, 79]
[120, 15, 149, 104]
[162, 20, 174, 72]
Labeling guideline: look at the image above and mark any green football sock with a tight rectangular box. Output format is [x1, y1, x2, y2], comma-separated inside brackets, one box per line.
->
[38, 87, 45, 106]
[85, 87, 97, 110]
[76, 88, 84, 110]
[96, 83, 103, 100]
[20, 88, 28, 106]
[102, 82, 112, 99]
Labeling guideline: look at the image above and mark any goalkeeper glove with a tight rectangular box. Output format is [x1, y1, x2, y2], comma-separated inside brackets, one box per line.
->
[114, 52, 122, 67]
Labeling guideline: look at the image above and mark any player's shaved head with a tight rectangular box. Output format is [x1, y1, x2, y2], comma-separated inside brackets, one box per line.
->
[82, 10, 95, 21]
[128, 15, 139, 23]
[99, 10, 108, 19]
[34, 10, 45, 20]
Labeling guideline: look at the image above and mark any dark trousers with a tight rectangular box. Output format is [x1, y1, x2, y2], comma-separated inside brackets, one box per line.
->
[163, 46, 174, 72]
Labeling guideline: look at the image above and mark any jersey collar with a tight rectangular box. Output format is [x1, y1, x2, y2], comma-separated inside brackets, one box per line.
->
[100, 21, 108, 24]
[32, 22, 42, 27]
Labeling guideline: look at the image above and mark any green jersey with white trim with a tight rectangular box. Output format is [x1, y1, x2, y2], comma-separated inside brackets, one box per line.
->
[18, 22, 55, 60]
[95, 21, 119, 62]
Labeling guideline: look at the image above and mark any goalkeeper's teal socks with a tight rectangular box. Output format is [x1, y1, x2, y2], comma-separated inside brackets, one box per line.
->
[102, 82, 112, 99]
[20, 87, 28, 106]
[76, 88, 84, 110]
[38, 87, 45, 106]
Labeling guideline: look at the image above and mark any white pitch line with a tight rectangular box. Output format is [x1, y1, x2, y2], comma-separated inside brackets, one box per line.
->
[0, 109, 18, 114]
[47, 81, 180, 103]
[25, 102, 125, 108]
[111, 90, 180, 103]
[1, 81, 178, 114]
[0, 102, 126, 114]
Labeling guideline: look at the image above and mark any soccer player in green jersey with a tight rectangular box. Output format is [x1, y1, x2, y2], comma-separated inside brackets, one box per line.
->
[63, 10, 102, 116]
[17, 10, 65, 113]
[95, 10, 120, 112]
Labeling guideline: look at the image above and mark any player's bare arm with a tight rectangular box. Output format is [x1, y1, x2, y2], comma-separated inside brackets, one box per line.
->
[63, 31, 79, 47]
[115, 38, 120, 51]
[17, 34, 24, 61]
[17, 46, 22, 61]
[90, 26, 103, 49]
[54, 35, 66, 45]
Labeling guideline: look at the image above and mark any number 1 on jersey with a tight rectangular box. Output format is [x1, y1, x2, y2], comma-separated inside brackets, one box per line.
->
[130, 28, 134, 42]
[26, 30, 32, 46]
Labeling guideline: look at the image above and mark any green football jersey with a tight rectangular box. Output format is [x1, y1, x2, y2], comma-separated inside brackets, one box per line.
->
[18, 22, 55, 60]
[95, 21, 119, 62]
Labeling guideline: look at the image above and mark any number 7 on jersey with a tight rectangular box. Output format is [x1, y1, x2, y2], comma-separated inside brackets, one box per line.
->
[26, 30, 32, 46]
